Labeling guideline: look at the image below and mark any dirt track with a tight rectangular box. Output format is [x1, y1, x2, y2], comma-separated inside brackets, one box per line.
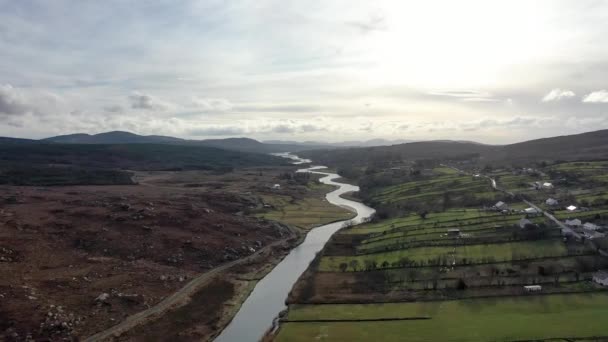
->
[84, 233, 294, 342]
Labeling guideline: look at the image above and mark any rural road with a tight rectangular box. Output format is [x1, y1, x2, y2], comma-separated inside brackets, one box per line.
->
[84, 232, 295, 342]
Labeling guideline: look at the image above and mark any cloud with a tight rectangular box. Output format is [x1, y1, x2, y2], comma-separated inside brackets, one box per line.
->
[103, 105, 124, 113]
[191, 98, 233, 112]
[347, 13, 387, 34]
[582, 90, 608, 103]
[542, 88, 576, 102]
[0, 84, 29, 116]
[186, 119, 329, 137]
[128, 92, 171, 111]
[428, 90, 499, 102]
[235, 104, 321, 113]
[187, 126, 247, 136]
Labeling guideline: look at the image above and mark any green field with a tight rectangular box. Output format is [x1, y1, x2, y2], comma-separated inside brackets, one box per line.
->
[256, 182, 356, 230]
[276, 293, 608, 341]
[319, 239, 570, 271]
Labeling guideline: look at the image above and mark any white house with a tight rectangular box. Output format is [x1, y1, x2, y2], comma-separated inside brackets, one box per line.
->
[523, 207, 540, 215]
[583, 222, 600, 231]
[545, 198, 559, 206]
[566, 205, 578, 212]
[542, 182, 554, 189]
[272, 184, 281, 190]
[494, 201, 509, 211]
[564, 219, 582, 227]
[524, 285, 542, 292]
[593, 271, 608, 286]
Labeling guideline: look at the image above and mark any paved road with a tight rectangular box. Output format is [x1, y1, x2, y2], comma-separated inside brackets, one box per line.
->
[84, 233, 294, 342]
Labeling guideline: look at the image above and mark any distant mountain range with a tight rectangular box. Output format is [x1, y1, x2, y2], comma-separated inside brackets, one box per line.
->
[299, 129, 608, 166]
[3, 129, 608, 166]
[39, 131, 328, 153]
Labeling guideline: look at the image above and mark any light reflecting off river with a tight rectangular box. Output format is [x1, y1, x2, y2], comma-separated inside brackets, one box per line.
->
[214, 155, 375, 342]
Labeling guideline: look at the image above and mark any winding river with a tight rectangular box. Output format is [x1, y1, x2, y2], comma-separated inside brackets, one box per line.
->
[214, 157, 375, 342]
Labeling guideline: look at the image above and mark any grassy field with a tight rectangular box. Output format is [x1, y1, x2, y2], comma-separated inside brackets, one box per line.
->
[319, 239, 570, 271]
[369, 168, 495, 208]
[256, 182, 356, 230]
[276, 293, 608, 341]
[273, 160, 608, 341]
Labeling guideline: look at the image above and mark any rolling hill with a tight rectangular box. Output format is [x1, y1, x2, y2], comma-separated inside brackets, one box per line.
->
[40, 131, 331, 153]
[299, 129, 608, 166]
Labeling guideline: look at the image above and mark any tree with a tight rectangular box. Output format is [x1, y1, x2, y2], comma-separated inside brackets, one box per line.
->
[339, 262, 348, 272]
[349, 259, 360, 272]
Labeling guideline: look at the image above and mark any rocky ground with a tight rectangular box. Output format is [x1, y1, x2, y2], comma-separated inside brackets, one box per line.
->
[0, 170, 296, 341]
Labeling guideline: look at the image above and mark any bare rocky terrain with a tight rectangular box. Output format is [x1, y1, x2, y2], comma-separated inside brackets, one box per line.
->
[0, 171, 297, 341]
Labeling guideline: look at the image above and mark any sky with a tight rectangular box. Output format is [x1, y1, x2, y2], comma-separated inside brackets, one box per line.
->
[1, 0, 608, 144]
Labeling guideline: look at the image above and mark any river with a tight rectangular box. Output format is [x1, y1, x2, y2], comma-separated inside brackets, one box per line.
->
[214, 158, 375, 342]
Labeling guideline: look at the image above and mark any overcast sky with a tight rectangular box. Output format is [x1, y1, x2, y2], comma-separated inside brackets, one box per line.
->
[1, 0, 608, 143]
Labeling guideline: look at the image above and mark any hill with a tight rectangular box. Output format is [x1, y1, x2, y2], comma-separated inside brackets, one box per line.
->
[43, 131, 185, 144]
[500, 129, 608, 162]
[299, 129, 608, 167]
[40, 131, 332, 153]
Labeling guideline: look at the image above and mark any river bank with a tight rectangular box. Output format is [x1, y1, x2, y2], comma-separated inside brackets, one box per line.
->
[214, 164, 375, 342]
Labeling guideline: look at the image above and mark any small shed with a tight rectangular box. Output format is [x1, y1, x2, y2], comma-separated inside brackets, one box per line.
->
[566, 205, 577, 212]
[272, 184, 281, 190]
[519, 218, 536, 229]
[545, 198, 559, 206]
[542, 182, 554, 189]
[524, 285, 542, 292]
[447, 228, 461, 237]
[494, 201, 509, 211]
[593, 271, 608, 286]
[523, 207, 540, 215]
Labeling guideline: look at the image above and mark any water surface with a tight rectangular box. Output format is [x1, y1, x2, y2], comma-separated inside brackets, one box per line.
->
[214, 163, 375, 342]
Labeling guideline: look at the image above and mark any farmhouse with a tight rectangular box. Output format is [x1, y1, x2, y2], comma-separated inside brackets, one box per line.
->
[493, 201, 509, 211]
[524, 285, 542, 292]
[565, 219, 582, 227]
[545, 198, 559, 206]
[593, 271, 608, 286]
[566, 205, 578, 212]
[542, 182, 554, 189]
[583, 229, 606, 240]
[272, 184, 281, 190]
[583, 222, 600, 231]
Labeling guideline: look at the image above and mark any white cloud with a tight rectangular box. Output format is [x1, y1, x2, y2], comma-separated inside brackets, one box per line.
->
[128, 92, 172, 111]
[541, 88, 576, 102]
[0, 84, 29, 116]
[582, 90, 608, 103]
[428, 90, 500, 102]
[191, 98, 233, 112]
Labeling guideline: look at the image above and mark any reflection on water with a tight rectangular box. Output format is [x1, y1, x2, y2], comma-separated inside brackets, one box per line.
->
[271, 152, 312, 164]
[214, 156, 375, 342]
